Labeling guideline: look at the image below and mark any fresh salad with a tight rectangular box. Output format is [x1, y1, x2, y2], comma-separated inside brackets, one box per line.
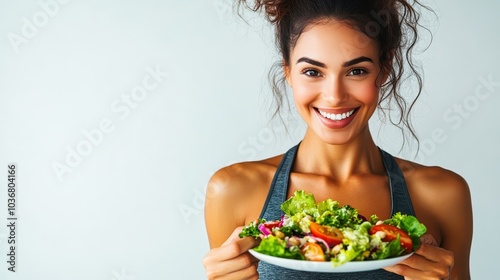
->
[239, 190, 427, 267]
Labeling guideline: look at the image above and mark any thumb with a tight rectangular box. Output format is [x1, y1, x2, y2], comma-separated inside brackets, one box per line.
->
[222, 226, 261, 252]
[222, 226, 246, 246]
[420, 234, 437, 246]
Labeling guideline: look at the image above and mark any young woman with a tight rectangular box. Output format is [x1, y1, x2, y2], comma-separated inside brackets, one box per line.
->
[203, 1, 473, 279]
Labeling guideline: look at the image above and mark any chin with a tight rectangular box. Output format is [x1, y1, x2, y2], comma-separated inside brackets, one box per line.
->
[315, 132, 357, 146]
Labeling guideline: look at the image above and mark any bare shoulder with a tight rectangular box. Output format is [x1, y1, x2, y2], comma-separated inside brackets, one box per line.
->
[206, 155, 282, 207]
[395, 158, 470, 202]
[204, 155, 282, 248]
[395, 157, 473, 277]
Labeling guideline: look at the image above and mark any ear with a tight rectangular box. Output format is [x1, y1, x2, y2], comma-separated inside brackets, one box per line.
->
[379, 68, 390, 85]
[378, 50, 394, 86]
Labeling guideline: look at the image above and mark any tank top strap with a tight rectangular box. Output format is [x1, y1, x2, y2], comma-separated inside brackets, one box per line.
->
[378, 147, 416, 216]
[259, 143, 299, 220]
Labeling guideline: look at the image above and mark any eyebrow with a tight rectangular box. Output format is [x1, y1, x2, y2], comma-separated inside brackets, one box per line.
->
[342, 56, 374, 67]
[296, 56, 374, 68]
[296, 57, 326, 68]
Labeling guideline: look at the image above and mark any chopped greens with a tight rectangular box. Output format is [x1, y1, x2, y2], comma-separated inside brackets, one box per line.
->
[240, 190, 427, 267]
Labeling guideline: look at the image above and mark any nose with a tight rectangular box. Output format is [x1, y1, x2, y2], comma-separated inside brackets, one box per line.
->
[322, 77, 348, 104]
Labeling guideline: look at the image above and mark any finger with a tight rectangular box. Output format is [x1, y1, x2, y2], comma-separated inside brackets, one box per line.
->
[204, 227, 259, 264]
[204, 227, 261, 279]
[415, 243, 454, 264]
[222, 226, 260, 254]
[221, 259, 260, 280]
[219, 237, 260, 261]
[420, 234, 437, 246]
[384, 255, 437, 279]
[205, 249, 259, 279]
[385, 248, 453, 279]
[222, 226, 245, 246]
[384, 263, 419, 279]
[385, 262, 450, 280]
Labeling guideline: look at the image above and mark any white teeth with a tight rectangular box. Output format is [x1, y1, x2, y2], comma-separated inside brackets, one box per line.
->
[318, 109, 355, 121]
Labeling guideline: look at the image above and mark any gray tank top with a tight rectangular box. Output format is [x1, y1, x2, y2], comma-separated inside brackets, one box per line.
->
[258, 143, 415, 279]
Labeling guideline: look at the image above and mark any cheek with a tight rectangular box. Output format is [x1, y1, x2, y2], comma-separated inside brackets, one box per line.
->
[292, 85, 311, 107]
[292, 81, 318, 105]
[349, 82, 380, 105]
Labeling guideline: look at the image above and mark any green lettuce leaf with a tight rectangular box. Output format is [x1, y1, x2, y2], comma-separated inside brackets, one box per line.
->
[280, 190, 318, 217]
[385, 212, 427, 250]
[238, 219, 264, 238]
[253, 235, 304, 260]
[373, 237, 404, 260]
[331, 225, 371, 266]
[316, 204, 363, 229]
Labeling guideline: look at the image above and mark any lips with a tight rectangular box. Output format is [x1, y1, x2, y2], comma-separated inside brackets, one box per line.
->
[315, 107, 359, 129]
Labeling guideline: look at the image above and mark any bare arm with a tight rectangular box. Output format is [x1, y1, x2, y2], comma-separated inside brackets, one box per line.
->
[202, 165, 263, 280]
[433, 170, 473, 279]
[205, 167, 246, 248]
[386, 167, 473, 279]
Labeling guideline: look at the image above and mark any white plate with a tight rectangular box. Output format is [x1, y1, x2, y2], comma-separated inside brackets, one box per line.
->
[249, 249, 413, 273]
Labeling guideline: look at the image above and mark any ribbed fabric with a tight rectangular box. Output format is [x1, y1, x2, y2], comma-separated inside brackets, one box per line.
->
[258, 143, 415, 279]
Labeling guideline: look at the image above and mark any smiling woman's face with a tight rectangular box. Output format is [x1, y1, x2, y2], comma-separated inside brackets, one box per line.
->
[285, 20, 384, 145]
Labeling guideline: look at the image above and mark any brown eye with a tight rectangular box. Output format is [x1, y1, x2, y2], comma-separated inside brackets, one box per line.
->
[348, 69, 367, 76]
[303, 69, 321, 77]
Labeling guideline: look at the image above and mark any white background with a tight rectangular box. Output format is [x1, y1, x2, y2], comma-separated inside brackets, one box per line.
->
[0, 0, 498, 279]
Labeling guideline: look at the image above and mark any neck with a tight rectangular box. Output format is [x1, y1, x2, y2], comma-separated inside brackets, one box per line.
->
[294, 126, 384, 182]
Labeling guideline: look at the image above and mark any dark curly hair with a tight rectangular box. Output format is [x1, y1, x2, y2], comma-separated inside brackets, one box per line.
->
[237, 0, 433, 150]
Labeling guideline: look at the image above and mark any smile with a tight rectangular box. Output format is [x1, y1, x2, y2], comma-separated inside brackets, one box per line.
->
[317, 109, 356, 121]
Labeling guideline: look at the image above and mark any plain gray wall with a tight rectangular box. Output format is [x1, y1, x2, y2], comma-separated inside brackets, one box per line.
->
[0, 0, 498, 279]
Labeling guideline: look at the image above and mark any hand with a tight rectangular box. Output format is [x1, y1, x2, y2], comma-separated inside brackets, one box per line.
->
[384, 234, 454, 279]
[203, 227, 261, 280]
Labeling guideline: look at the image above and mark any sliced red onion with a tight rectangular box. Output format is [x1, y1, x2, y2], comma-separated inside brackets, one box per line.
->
[306, 235, 330, 254]
[258, 223, 272, 236]
[279, 215, 285, 227]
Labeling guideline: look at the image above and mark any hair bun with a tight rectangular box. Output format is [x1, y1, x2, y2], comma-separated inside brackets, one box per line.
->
[239, 0, 292, 23]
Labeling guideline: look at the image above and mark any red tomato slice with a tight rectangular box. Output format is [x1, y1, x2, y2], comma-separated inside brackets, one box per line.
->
[300, 242, 325, 261]
[263, 220, 281, 230]
[309, 222, 344, 247]
[370, 224, 413, 252]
